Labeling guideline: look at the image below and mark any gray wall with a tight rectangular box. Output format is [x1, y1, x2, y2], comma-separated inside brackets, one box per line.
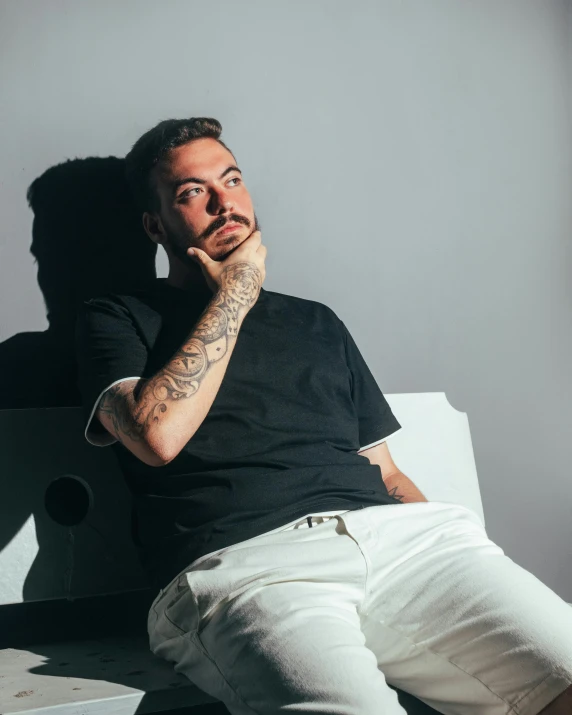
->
[1, 0, 571, 599]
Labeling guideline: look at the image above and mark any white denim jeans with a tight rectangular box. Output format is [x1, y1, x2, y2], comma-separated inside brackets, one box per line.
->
[148, 501, 572, 715]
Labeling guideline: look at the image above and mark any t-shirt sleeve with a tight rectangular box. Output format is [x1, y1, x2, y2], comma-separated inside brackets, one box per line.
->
[75, 296, 148, 447]
[338, 319, 401, 451]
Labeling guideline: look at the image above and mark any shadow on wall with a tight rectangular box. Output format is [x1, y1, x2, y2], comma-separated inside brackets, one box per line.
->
[0, 157, 156, 623]
[0, 156, 157, 410]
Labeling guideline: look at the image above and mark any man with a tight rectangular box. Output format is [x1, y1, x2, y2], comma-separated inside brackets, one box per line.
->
[75, 118, 572, 715]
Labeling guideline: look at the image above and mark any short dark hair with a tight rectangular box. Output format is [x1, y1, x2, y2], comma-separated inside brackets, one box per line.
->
[124, 117, 233, 213]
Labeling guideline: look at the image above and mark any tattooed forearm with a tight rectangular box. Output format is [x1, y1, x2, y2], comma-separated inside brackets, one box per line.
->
[102, 263, 261, 447]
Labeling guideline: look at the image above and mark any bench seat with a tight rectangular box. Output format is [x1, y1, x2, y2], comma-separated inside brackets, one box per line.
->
[0, 634, 446, 715]
[0, 634, 221, 715]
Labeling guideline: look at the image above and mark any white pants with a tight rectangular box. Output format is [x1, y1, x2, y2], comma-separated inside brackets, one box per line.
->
[148, 501, 572, 714]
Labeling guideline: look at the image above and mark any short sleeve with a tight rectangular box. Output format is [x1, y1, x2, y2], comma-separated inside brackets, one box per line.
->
[339, 320, 401, 451]
[75, 296, 148, 447]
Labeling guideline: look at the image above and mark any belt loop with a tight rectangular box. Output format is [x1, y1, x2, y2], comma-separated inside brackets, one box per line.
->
[306, 517, 313, 528]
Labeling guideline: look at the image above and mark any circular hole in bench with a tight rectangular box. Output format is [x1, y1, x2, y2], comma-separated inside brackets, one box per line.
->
[44, 475, 93, 526]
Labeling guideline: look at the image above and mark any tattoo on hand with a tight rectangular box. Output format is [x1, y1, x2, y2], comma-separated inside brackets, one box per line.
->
[220, 262, 261, 315]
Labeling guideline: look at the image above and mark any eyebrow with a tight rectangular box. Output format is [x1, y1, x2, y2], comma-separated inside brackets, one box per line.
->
[173, 165, 242, 192]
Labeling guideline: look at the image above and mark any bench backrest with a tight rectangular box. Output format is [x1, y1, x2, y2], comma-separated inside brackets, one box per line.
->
[0, 392, 484, 606]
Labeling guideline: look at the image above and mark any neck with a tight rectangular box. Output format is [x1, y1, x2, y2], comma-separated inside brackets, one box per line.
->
[164, 253, 212, 294]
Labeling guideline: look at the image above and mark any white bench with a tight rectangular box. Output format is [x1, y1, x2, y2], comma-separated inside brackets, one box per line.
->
[0, 393, 485, 715]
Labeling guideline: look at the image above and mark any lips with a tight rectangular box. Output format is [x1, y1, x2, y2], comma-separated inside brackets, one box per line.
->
[218, 223, 242, 234]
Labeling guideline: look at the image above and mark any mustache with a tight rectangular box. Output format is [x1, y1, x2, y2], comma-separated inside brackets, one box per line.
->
[202, 214, 250, 239]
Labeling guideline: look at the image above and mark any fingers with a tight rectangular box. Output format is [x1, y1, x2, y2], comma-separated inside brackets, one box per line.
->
[187, 231, 265, 266]
[244, 230, 262, 248]
[187, 247, 208, 264]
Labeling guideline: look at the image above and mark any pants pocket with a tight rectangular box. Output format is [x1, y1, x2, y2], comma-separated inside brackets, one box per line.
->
[149, 573, 200, 647]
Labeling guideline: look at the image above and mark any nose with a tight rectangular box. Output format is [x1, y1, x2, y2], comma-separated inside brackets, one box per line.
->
[208, 188, 233, 215]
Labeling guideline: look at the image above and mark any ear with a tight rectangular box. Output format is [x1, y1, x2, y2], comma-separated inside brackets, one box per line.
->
[143, 212, 167, 246]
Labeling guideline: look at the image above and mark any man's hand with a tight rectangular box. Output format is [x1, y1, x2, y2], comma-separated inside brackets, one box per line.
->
[187, 230, 267, 301]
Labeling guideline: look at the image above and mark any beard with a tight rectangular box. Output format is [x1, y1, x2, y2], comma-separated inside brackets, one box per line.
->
[164, 212, 261, 265]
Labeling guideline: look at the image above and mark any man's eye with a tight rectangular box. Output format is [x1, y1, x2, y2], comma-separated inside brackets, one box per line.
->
[181, 187, 200, 198]
[228, 177, 241, 186]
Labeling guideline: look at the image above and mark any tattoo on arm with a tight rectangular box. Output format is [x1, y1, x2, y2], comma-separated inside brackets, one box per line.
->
[386, 485, 405, 503]
[98, 262, 261, 445]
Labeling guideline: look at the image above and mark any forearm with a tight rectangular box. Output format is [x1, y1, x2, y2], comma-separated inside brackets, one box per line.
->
[100, 266, 260, 463]
[133, 285, 252, 461]
[383, 471, 428, 503]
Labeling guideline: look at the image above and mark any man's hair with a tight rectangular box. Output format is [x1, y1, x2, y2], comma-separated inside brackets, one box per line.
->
[124, 117, 233, 213]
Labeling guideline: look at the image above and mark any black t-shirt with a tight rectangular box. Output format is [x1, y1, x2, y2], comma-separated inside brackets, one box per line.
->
[75, 278, 402, 591]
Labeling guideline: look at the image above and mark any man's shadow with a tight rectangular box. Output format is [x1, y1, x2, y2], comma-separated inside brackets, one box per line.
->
[0, 157, 157, 629]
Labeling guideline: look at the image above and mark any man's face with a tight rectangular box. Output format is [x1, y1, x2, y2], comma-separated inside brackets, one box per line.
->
[149, 137, 259, 263]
